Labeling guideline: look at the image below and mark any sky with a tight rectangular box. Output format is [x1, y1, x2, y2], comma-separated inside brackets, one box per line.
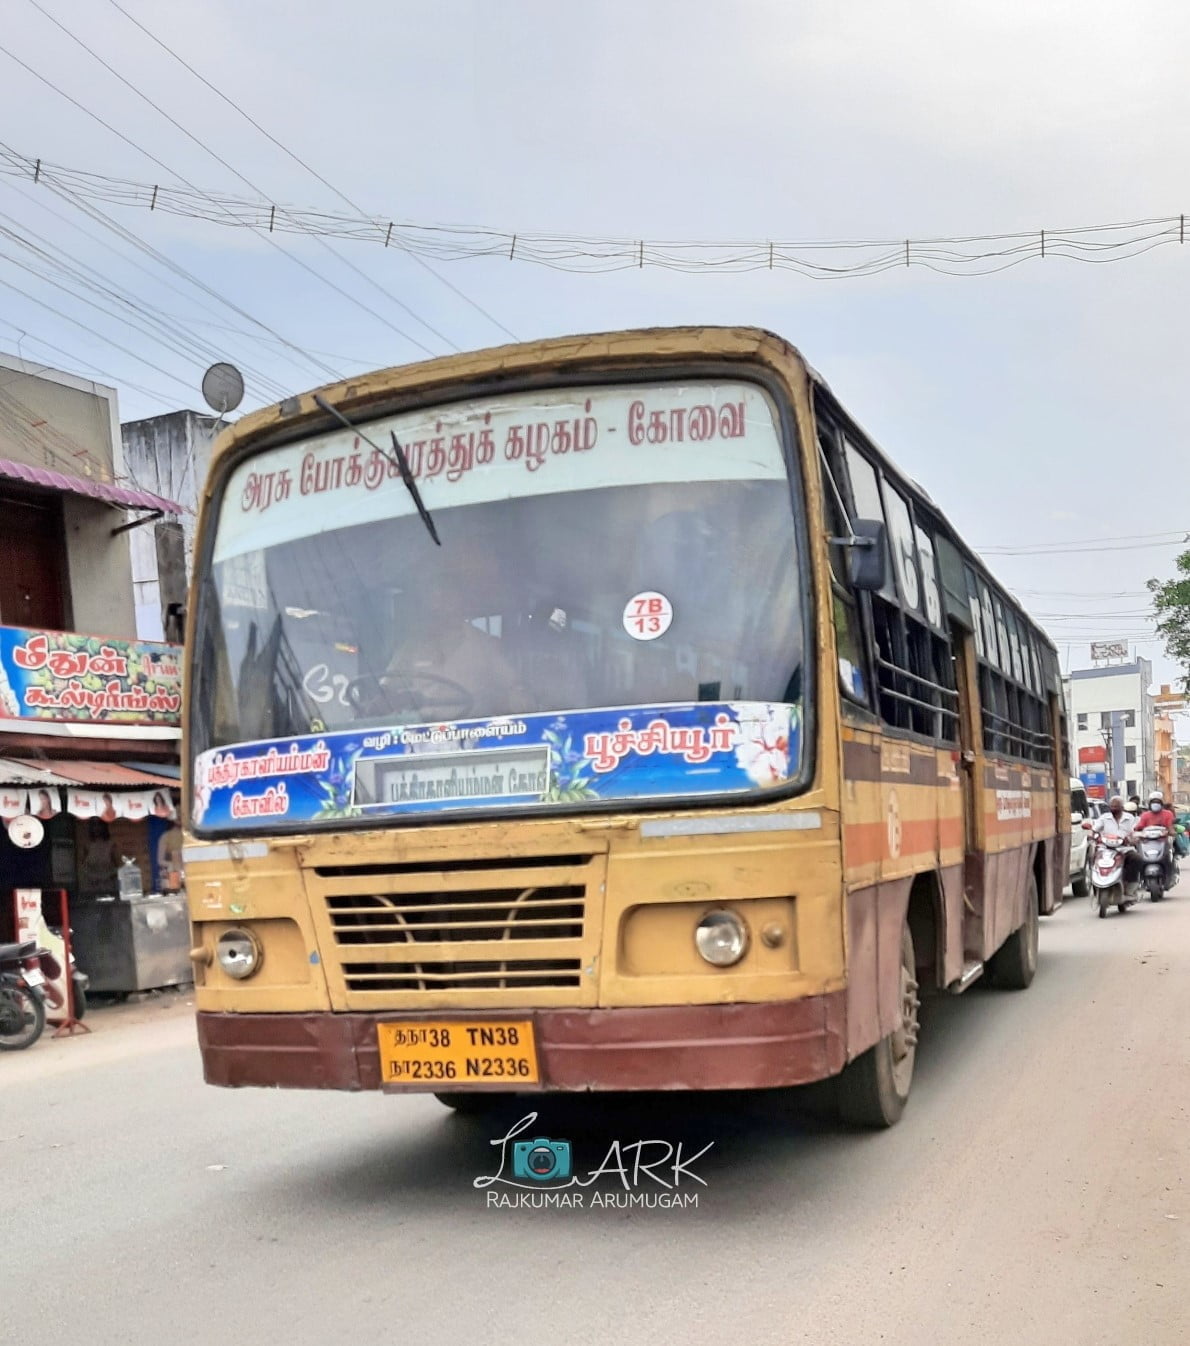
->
[0, 0, 1187, 708]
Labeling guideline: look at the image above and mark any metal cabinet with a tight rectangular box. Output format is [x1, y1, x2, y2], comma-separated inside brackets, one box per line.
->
[71, 894, 191, 994]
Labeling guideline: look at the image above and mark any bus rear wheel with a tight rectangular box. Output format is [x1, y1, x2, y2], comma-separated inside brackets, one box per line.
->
[988, 874, 1039, 990]
[837, 923, 919, 1129]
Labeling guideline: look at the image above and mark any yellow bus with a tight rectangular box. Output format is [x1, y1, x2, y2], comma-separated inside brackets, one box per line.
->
[183, 327, 1067, 1127]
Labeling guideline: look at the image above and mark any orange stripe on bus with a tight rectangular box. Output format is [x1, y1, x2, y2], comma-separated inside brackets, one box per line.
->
[843, 816, 964, 866]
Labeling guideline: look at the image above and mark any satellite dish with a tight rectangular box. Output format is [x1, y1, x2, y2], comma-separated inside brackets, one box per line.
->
[201, 362, 245, 415]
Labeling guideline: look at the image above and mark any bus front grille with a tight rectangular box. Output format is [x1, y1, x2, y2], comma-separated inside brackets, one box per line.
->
[341, 959, 584, 992]
[326, 887, 585, 945]
[302, 849, 604, 1007]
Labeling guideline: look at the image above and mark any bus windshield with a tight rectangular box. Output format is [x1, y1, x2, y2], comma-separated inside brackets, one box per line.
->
[190, 379, 808, 830]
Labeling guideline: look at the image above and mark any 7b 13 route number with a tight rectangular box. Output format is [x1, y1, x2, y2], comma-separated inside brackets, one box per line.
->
[623, 591, 673, 641]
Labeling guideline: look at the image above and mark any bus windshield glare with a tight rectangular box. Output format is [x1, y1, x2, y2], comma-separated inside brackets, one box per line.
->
[190, 379, 808, 831]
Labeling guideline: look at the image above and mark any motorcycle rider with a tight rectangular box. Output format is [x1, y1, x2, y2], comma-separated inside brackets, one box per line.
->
[1093, 795, 1140, 891]
[1133, 790, 1177, 888]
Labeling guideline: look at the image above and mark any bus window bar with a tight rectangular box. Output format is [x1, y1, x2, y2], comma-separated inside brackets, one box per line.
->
[873, 683, 960, 732]
[873, 655, 960, 703]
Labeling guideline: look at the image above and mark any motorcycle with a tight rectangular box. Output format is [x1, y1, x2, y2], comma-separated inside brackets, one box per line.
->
[1134, 825, 1177, 902]
[1090, 835, 1137, 918]
[0, 939, 48, 1051]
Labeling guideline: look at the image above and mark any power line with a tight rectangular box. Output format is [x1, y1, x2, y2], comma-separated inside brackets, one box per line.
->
[0, 43, 341, 384]
[1, 154, 340, 397]
[0, 270, 214, 392]
[0, 327, 177, 407]
[103, 0, 518, 343]
[980, 538, 1186, 557]
[1011, 588, 1149, 598]
[0, 170, 306, 400]
[2, 144, 1189, 281]
[0, 210, 293, 402]
[17, 3, 440, 360]
[979, 528, 1187, 553]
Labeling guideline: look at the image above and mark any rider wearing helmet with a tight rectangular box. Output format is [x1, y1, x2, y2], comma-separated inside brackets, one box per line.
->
[1134, 791, 1177, 887]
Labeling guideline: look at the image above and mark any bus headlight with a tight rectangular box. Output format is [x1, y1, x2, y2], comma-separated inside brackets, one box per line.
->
[694, 911, 749, 967]
[216, 928, 262, 980]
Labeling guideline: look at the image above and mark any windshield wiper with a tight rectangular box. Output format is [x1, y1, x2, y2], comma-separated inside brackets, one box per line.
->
[313, 394, 441, 546]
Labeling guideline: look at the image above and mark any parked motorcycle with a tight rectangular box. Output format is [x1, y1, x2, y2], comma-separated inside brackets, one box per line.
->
[0, 940, 48, 1050]
[1134, 825, 1177, 902]
[1090, 836, 1136, 918]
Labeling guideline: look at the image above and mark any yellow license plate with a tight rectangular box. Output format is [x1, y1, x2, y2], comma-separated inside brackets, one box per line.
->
[377, 1020, 539, 1087]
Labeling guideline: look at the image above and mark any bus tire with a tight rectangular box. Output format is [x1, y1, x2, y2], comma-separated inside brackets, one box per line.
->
[837, 924, 919, 1129]
[988, 875, 1039, 990]
[434, 1092, 516, 1115]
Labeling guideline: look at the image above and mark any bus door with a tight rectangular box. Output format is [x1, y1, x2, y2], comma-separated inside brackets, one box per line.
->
[949, 621, 982, 859]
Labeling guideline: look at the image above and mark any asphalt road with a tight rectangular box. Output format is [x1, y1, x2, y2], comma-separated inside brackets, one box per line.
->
[5, 884, 1189, 1346]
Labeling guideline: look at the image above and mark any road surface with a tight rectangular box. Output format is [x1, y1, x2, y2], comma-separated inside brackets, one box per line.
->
[6, 885, 1189, 1345]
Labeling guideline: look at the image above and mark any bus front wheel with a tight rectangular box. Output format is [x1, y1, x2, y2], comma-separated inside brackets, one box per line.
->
[837, 923, 920, 1129]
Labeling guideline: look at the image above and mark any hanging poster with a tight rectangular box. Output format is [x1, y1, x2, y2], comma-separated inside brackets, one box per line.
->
[148, 790, 177, 821]
[29, 787, 61, 821]
[66, 789, 102, 821]
[0, 787, 29, 820]
[121, 793, 150, 822]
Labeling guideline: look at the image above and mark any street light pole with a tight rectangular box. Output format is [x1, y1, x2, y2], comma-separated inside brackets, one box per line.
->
[1100, 725, 1115, 797]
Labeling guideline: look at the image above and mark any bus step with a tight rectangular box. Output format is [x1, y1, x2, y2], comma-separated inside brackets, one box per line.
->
[947, 960, 985, 995]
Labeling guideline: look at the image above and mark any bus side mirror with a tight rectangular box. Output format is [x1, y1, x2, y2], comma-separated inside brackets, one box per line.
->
[844, 519, 887, 592]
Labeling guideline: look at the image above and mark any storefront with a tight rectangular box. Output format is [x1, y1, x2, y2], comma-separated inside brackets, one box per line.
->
[0, 625, 188, 994]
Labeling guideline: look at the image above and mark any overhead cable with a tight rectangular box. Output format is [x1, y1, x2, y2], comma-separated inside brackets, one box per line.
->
[2, 146, 1190, 280]
[103, 0, 519, 342]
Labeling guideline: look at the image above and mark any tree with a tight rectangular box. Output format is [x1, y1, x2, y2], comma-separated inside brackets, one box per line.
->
[1148, 545, 1190, 692]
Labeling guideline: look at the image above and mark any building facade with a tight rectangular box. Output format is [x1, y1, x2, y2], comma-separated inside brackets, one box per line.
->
[1153, 684, 1187, 807]
[121, 410, 220, 640]
[1068, 658, 1156, 802]
[0, 355, 186, 969]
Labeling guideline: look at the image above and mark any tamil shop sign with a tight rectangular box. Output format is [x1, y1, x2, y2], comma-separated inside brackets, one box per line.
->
[0, 626, 182, 727]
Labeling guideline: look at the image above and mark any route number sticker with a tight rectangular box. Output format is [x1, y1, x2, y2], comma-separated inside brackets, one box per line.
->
[623, 591, 673, 641]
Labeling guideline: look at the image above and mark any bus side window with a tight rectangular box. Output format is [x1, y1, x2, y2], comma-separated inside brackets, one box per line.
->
[817, 421, 870, 706]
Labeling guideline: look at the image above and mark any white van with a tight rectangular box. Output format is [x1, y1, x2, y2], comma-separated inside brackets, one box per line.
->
[1070, 778, 1092, 896]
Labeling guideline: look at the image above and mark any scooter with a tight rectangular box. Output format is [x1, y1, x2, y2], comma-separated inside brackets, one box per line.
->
[0, 940, 48, 1050]
[1090, 836, 1137, 918]
[1134, 825, 1177, 903]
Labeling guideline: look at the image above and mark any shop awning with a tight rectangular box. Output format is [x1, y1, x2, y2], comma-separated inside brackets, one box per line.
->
[0, 756, 73, 786]
[120, 760, 181, 782]
[33, 759, 180, 789]
[0, 757, 179, 788]
[0, 456, 183, 514]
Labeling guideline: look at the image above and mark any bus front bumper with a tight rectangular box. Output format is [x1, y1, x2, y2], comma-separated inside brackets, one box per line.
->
[196, 996, 847, 1093]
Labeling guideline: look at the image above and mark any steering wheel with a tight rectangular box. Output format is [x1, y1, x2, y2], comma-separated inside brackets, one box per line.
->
[345, 671, 475, 722]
